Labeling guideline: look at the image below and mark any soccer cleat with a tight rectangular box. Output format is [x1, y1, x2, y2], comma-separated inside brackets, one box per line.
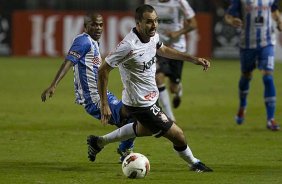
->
[87, 135, 103, 162]
[117, 147, 133, 163]
[172, 95, 181, 108]
[190, 162, 213, 172]
[173, 83, 182, 108]
[235, 108, 246, 125]
[266, 119, 280, 131]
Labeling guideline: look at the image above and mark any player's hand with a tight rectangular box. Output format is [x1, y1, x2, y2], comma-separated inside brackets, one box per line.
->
[41, 86, 56, 102]
[166, 31, 180, 40]
[101, 105, 112, 126]
[231, 18, 243, 28]
[197, 58, 210, 71]
[277, 21, 282, 32]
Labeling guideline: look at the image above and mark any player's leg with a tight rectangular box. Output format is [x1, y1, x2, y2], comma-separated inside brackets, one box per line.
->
[163, 123, 212, 172]
[236, 72, 252, 124]
[87, 103, 171, 162]
[258, 46, 280, 131]
[106, 93, 137, 161]
[156, 56, 176, 121]
[87, 121, 152, 162]
[235, 49, 255, 124]
[116, 107, 136, 162]
[168, 60, 184, 109]
[130, 103, 212, 172]
[86, 92, 136, 161]
[87, 122, 138, 162]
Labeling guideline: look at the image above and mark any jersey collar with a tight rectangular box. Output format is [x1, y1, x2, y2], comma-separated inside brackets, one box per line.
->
[133, 27, 149, 43]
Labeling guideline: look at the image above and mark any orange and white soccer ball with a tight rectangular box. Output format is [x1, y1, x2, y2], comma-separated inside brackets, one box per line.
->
[121, 153, 150, 179]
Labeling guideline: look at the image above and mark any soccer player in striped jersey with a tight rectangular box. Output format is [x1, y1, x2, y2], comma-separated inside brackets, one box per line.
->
[225, 0, 282, 131]
[41, 13, 135, 161]
[145, 0, 197, 121]
[87, 4, 213, 172]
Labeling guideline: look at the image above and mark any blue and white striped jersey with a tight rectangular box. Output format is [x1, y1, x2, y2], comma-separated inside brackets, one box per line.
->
[226, 0, 279, 49]
[65, 33, 102, 106]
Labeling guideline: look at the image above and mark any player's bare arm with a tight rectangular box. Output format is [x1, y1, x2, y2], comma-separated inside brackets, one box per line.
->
[41, 60, 73, 102]
[156, 45, 210, 71]
[167, 17, 197, 40]
[272, 10, 282, 31]
[224, 14, 243, 28]
[98, 62, 114, 125]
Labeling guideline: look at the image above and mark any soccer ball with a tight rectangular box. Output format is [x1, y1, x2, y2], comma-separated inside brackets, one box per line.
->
[121, 153, 150, 179]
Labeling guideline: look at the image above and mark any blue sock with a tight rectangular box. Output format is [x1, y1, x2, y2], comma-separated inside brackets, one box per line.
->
[263, 75, 276, 121]
[239, 76, 251, 108]
[119, 138, 135, 152]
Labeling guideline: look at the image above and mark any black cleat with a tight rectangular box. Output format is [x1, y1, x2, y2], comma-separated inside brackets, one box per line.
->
[191, 162, 213, 172]
[87, 135, 103, 162]
[172, 95, 181, 108]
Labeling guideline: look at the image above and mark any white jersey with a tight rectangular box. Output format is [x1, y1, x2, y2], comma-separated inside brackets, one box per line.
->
[105, 28, 163, 107]
[65, 33, 102, 106]
[145, 0, 195, 52]
[226, 0, 278, 49]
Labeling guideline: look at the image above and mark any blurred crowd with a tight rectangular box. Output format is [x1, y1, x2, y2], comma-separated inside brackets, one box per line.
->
[1, 0, 281, 14]
[0, 0, 229, 12]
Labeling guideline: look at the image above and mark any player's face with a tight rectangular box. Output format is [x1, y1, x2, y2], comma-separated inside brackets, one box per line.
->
[86, 15, 103, 41]
[138, 11, 158, 39]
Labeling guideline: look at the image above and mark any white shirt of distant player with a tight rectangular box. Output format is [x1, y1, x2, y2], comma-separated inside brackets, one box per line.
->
[106, 28, 162, 107]
[145, 0, 195, 52]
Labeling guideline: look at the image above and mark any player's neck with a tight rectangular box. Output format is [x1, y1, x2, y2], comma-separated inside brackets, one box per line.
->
[134, 27, 150, 43]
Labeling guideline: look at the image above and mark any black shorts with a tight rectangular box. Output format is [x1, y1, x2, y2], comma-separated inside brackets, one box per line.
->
[124, 103, 173, 138]
[156, 55, 184, 84]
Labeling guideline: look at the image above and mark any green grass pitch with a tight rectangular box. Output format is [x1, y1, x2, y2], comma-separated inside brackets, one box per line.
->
[0, 57, 282, 184]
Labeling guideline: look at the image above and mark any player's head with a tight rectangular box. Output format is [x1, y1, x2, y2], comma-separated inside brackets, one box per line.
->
[135, 4, 158, 39]
[84, 12, 103, 41]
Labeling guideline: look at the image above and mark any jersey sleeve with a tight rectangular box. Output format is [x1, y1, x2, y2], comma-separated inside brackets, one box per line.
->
[105, 40, 132, 67]
[65, 36, 91, 65]
[180, 0, 195, 19]
[226, 0, 241, 17]
[155, 33, 163, 49]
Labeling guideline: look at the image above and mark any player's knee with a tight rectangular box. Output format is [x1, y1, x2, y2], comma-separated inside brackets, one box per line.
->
[156, 73, 165, 85]
[169, 85, 178, 94]
[169, 125, 186, 145]
[173, 133, 186, 147]
[242, 72, 252, 79]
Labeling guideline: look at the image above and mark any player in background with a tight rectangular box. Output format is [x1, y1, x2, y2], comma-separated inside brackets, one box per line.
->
[144, 0, 197, 121]
[225, 0, 281, 131]
[41, 13, 135, 161]
[87, 5, 213, 172]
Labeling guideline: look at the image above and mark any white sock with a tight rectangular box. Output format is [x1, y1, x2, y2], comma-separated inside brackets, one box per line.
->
[176, 83, 183, 97]
[100, 123, 136, 147]
[159, 87, 176, 121]
[175, 146, 199, 166]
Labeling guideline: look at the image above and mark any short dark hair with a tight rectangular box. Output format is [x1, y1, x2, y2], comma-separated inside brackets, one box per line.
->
[135, 4, 155, 23]
[84, 12, 102, 28]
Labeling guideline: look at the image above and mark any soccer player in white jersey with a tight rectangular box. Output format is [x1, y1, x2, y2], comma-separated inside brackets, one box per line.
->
[87, 5, 213, 172]
[41, 13, 135, 162]
[145, 0, 197, 121]
[225, 0, 282, 131]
